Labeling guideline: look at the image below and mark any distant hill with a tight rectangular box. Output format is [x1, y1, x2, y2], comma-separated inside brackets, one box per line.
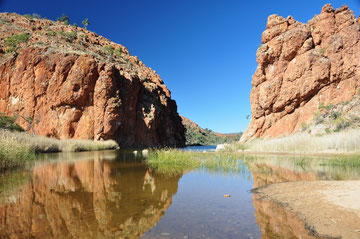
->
[181, 116, 242, 146]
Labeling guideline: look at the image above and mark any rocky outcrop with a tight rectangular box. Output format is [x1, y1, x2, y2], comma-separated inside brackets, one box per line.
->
[0, 153, 181, 238]
[241, 4, 360, 141]
[0, 13, 185, 148]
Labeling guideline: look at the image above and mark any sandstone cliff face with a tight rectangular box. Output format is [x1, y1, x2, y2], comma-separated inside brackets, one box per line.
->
[0, 13, 185, 147]
[241, 4, 360, 141]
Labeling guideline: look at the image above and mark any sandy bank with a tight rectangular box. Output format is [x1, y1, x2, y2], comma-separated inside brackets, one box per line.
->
[254, 181, 360, 239]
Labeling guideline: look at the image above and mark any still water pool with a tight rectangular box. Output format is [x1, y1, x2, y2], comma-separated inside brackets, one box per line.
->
[0, 149, 359, 238]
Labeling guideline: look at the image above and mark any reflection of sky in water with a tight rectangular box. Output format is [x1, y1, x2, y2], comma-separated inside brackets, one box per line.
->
[143, 170, 261, 239]
[181, 145, 217, 152]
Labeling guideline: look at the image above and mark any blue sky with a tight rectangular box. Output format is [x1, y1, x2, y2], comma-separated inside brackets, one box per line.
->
[1, 0, 359, 133]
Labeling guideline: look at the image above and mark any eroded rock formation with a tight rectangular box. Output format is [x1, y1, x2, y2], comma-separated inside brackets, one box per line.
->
[241, 4, 360, 141]
[0, 13, 185, 147]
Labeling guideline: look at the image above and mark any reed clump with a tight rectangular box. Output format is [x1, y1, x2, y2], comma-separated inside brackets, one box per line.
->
[146, 149, 249, 175]
[0, 136, 35, 172]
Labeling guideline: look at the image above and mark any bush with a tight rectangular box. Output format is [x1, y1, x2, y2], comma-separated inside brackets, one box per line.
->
[46, 30, 56, 36]
[103, 45, 114, 56]
[318, 103, 333, 111]
[57, 31, 77, 42]
[115, 47, 122, 57]
[82, 18, 89, 29]
[4, 33, 30, 53]
[57, 14, 69, 25]
[24, 13, 41, 19]
[301, 122, 308, 131]
[330, 111, 341, 120]
[314, 112, 324, 125]
[0, 114, 24, 132]
[334, 119, 350, 132]
[32, 13, 41, 19]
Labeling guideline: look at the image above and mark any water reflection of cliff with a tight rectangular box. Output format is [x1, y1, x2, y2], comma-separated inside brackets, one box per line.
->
[0, 151, 181, 238]
[247, 155, 360, 239]
[253, 196, 319, 239]
[247, 155, 360, 188]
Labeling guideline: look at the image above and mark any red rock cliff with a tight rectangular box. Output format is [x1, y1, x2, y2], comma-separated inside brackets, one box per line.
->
[241, 4, 360, 141]
[0, 13, 185, 147]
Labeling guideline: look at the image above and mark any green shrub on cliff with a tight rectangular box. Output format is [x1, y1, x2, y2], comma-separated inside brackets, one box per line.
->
[82, 18, 89, 29]
[0, 114, 24, 132]
[46, 30, 56, 36]
[57, 31, 77, 42]
[103, 45, 114, 56]
[57, 14, 70, 25]
[4, 33, 30, 53]
[23, 14, 32, 19]
[115, 47, 122, 57]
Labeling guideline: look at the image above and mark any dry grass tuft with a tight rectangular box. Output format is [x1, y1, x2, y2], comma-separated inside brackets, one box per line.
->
[236, 129, 360, 154]
[0, 129, 119, 172]
[0, 130, 119, 153]
[0, 136, 35, 172]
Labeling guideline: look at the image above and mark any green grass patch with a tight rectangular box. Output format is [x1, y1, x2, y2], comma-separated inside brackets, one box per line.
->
[319, 155, 360, 167]
[4, 33, 30, 53]
[145, 149, 250, 176]
[46, 30, 56, 36]
[115, 47, 122, 57]
[318, 103, 333, 111]
[243, 154, 360, 181]
[103, 45, 115, 56]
